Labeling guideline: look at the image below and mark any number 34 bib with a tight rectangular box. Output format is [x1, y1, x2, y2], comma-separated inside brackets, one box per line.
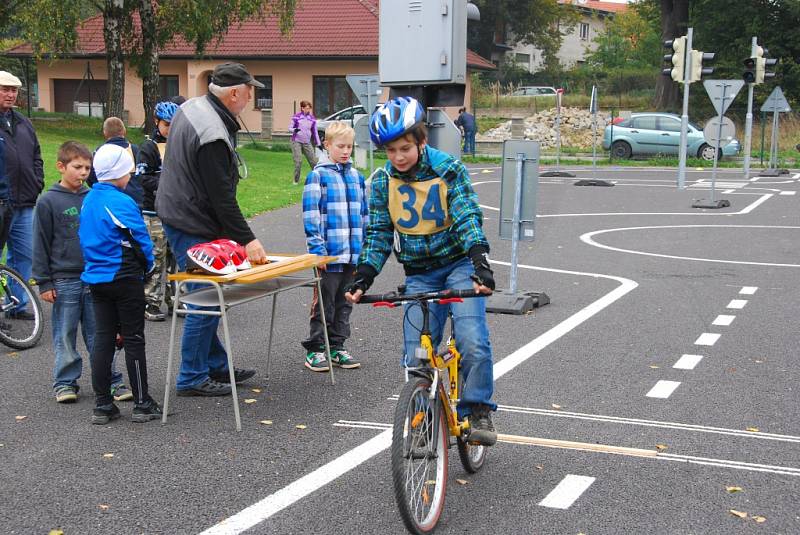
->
[388, 177, 452, 235]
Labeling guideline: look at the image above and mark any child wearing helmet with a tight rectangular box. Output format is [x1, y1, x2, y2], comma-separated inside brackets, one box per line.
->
[345, 96, 498, 446]
[136, 100, 178, 322]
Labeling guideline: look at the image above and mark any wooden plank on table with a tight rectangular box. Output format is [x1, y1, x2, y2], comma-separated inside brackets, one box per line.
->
[168, 254, 336, 283]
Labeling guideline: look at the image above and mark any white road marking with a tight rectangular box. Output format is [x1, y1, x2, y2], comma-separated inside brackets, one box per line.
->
[727, 299, 748, 309]
[712, 315, 735, 326]
[673, 354, 704, 370]
[646, 380, 681, 398]
[750, 176, 761, 182]
[722, 189, 735, 194]
[694, 333, 720, 346]
[792, 173, 800, 179]
[658, 453, 800, 477]
[739, 286, 758, 295]
[581, 224, 800, 268]
[538, 475, 596, 509]
[779, 191, 796, 196]
[199, 265, 638, 534]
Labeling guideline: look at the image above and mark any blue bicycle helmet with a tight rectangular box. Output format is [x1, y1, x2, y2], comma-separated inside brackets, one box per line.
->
[369, 96, 424, 146]
[154, 101, 179, 122]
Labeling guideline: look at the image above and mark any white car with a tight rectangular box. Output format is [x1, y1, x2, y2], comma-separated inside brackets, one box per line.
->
[508, 86, 558, 97]
[316, 105, 368, 141]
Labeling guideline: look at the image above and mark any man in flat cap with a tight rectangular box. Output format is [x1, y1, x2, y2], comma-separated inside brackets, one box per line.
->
[157, 62, 267, 396]
[0, 71, 44, 320]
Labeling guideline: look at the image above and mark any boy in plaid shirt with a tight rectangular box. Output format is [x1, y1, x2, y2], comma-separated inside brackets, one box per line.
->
[301, 121, 368, 371]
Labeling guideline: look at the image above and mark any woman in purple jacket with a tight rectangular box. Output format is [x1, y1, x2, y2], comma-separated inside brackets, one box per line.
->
[289, 100, 321, 184]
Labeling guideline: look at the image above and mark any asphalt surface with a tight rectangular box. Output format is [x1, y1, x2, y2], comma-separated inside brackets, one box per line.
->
[1, 163, 799, 534]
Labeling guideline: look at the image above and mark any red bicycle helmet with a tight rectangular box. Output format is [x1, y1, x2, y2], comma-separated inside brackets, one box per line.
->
[209, 239, 252, 271]
[186, 243, 236, 275]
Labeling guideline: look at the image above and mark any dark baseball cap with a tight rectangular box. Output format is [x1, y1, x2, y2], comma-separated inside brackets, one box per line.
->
[211, 63, 264, 88]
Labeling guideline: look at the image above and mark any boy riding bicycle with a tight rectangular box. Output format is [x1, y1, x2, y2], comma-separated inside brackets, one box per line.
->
[345, 96, 497, 446]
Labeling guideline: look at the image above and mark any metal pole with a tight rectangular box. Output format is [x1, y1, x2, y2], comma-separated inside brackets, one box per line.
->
[760, 111, 766, 165]
[365, 79, 374, 174]
[677, 28, 693, 190]
[554, 106, 562, 171]
[742, 36, 757, 177]
[769, 108, 779, 169]
[591, 113, 597, 180]
[710, 84, 728, 203]
[509, 153, 525, 295]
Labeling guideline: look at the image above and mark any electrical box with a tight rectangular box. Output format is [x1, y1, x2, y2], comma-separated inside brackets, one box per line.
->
[379, 0, 467, 86]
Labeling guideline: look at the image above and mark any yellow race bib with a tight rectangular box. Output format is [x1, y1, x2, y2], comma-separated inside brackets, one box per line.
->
[388, 177, 452, 235]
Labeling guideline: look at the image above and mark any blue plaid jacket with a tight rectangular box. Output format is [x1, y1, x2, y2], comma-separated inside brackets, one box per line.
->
[359, 145, 488, 275]
[302, 156, 368, 272]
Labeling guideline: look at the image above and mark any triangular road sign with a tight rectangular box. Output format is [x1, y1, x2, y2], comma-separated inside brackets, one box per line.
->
[346, 74, 381, 112]
[761, 86, 791, 113]
[703, 80, 745, 115]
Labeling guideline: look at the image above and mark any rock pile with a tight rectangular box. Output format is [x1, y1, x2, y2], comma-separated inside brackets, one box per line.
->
[478, 107, 612, 149]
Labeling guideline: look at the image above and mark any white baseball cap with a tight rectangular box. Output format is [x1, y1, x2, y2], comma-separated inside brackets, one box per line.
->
[0, 71, 22, 88]
[94, 144, 134, 181]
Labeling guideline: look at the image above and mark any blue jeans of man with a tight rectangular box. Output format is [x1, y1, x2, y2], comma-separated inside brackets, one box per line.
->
[463, 130, 476, 156]
[162, 223, 228, 389]
[7, 206, 33, 312]
[52, 278, 123, 391]
[402, 257, 496, 416]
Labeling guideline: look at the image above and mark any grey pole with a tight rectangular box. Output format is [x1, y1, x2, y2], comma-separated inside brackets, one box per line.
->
[365, 79, 374, 174]
[709, 83, 729, 204]
[742, 37, 757, 178]
[509, 152, 525, 295]
[554, 107, 562, 171]
[769, 108, 779, 169]
[677, 28, 693, 190]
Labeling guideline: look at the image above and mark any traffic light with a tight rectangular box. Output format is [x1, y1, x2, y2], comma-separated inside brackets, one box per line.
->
[754, 46, 778, 84]
[743, 56, 756, 83]
[662, 37, 687, 83]
[688, 50, 715, 83]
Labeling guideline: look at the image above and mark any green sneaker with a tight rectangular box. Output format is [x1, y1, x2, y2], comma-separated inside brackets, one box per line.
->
[304, 351, 329, 372]
[55, 385, 78, 403]
[111, 384, 134, 402]
[331, 349, 360, 369]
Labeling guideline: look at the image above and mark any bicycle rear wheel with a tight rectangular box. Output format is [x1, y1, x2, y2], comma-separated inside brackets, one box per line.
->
[392, 376, 448, 534]
[0, 266, 44, 349]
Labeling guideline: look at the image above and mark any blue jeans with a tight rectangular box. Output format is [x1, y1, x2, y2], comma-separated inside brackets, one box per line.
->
[402, 257, 496, 416]
[162, 223, 228, 389]
[7, 206, 33, 312]
[52, 278, 122, 390]
[463, 130, 476, 156]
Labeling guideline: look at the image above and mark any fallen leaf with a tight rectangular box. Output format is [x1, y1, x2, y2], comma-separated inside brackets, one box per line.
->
[746, 427, 759, 433]
[244, 399, 257, 404]
[48, 530, 64, 535]
[551, 404, 562, 410]
[8, 352, 18, 358]
[649, 365, 660, 369]
[535, 465, 544, 470]
[754, 360, 763, 363]
[729, 509, 748, 519]
[753, 516, 766, 523]
[456, 479, 468, 485]
[98, 504, 110, 511]
[251, 388, 262, 393]
[15, 415, 27, 421]
[655, 444, 668, 451]
[296, 424, 307, 429]
[102, 453, 114, 458]
[259, 420, 273, 425]
[726, 486, 743, 493]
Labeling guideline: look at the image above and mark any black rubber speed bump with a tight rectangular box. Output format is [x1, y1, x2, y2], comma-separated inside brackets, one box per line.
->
[574, 179, 614, 187]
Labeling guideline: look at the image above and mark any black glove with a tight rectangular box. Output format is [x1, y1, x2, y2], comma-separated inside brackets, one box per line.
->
[317, 144, 325, 151]
[345, 264, 378, 295]
[293, 127, 300, 134]
[468, 245, 495, 291]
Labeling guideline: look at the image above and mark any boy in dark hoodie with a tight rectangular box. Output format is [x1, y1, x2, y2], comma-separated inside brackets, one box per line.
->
[87, 117, 143, 206]
[33, 141, 132, 404]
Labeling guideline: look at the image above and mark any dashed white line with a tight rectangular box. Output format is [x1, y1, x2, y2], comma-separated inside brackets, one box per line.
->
[712, 315, 735, 326]
[779, 191, 796, 196]
[694, 333, 721, 346]
[646, 380, 681, 399]
[538, 475, 596, 509]
[673, 354, 704, 370]
[739, 286, 758, 295]
[727, 299, 748, 309]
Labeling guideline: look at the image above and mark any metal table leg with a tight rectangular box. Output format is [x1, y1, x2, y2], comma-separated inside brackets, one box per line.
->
[314, 267, 335, 385]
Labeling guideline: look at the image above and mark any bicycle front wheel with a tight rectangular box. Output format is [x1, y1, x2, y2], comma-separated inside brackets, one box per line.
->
[392, 376, 448, 534]
[0, 266, 44, 349]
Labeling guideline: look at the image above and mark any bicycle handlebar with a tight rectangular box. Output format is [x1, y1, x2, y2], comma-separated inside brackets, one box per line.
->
[359, 288, 481, 305]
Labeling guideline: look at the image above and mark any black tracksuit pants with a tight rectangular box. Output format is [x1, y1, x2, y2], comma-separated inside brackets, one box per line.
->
[302, 269, 353, 352]
[90, 278, 150, 406]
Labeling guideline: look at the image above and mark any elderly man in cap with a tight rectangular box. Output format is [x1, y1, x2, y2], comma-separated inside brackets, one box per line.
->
[0, 71, 44, 319]
[157, 62, 268, 397]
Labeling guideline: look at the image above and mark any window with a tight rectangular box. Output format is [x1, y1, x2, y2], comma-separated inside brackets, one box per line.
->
[658, 117, 681, 132]
[633, 116, 657, 130]
[579, 23, 590, 41]
[313, 76, 357, 118]
[158, 75, 179, 100]
[514, 53, 530, 66]
[254, 76, 273, 109]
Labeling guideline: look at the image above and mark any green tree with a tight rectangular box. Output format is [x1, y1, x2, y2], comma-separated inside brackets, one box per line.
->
[585, 9, 661, 71]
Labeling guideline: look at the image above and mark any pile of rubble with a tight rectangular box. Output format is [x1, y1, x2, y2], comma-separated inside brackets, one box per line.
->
[478, 107, 612, 149]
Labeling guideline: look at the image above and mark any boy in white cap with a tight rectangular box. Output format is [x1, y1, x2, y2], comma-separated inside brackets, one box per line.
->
[79, 143, 160, 424]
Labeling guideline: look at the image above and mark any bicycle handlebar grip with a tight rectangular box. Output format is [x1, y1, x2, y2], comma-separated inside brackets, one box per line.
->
[359, 292, 397, 304]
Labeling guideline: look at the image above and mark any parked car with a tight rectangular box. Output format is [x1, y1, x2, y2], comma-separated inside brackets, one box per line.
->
[602, 112, 740, 161]
[508, 86, 559, 97]
[316, 104, 367, 141]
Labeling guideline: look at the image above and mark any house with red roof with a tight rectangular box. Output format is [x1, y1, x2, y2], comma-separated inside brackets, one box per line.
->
[6, 0, 495, 132]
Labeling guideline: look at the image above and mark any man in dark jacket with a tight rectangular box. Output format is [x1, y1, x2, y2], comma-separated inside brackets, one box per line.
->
[454, 107, 477, 157]
[0, 127, 12, 250]
[157, 62, 267, 397]
[0, 70, 44, 318]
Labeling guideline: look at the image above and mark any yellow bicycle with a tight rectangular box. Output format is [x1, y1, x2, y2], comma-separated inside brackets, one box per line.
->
[360, 288, 487, 534]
